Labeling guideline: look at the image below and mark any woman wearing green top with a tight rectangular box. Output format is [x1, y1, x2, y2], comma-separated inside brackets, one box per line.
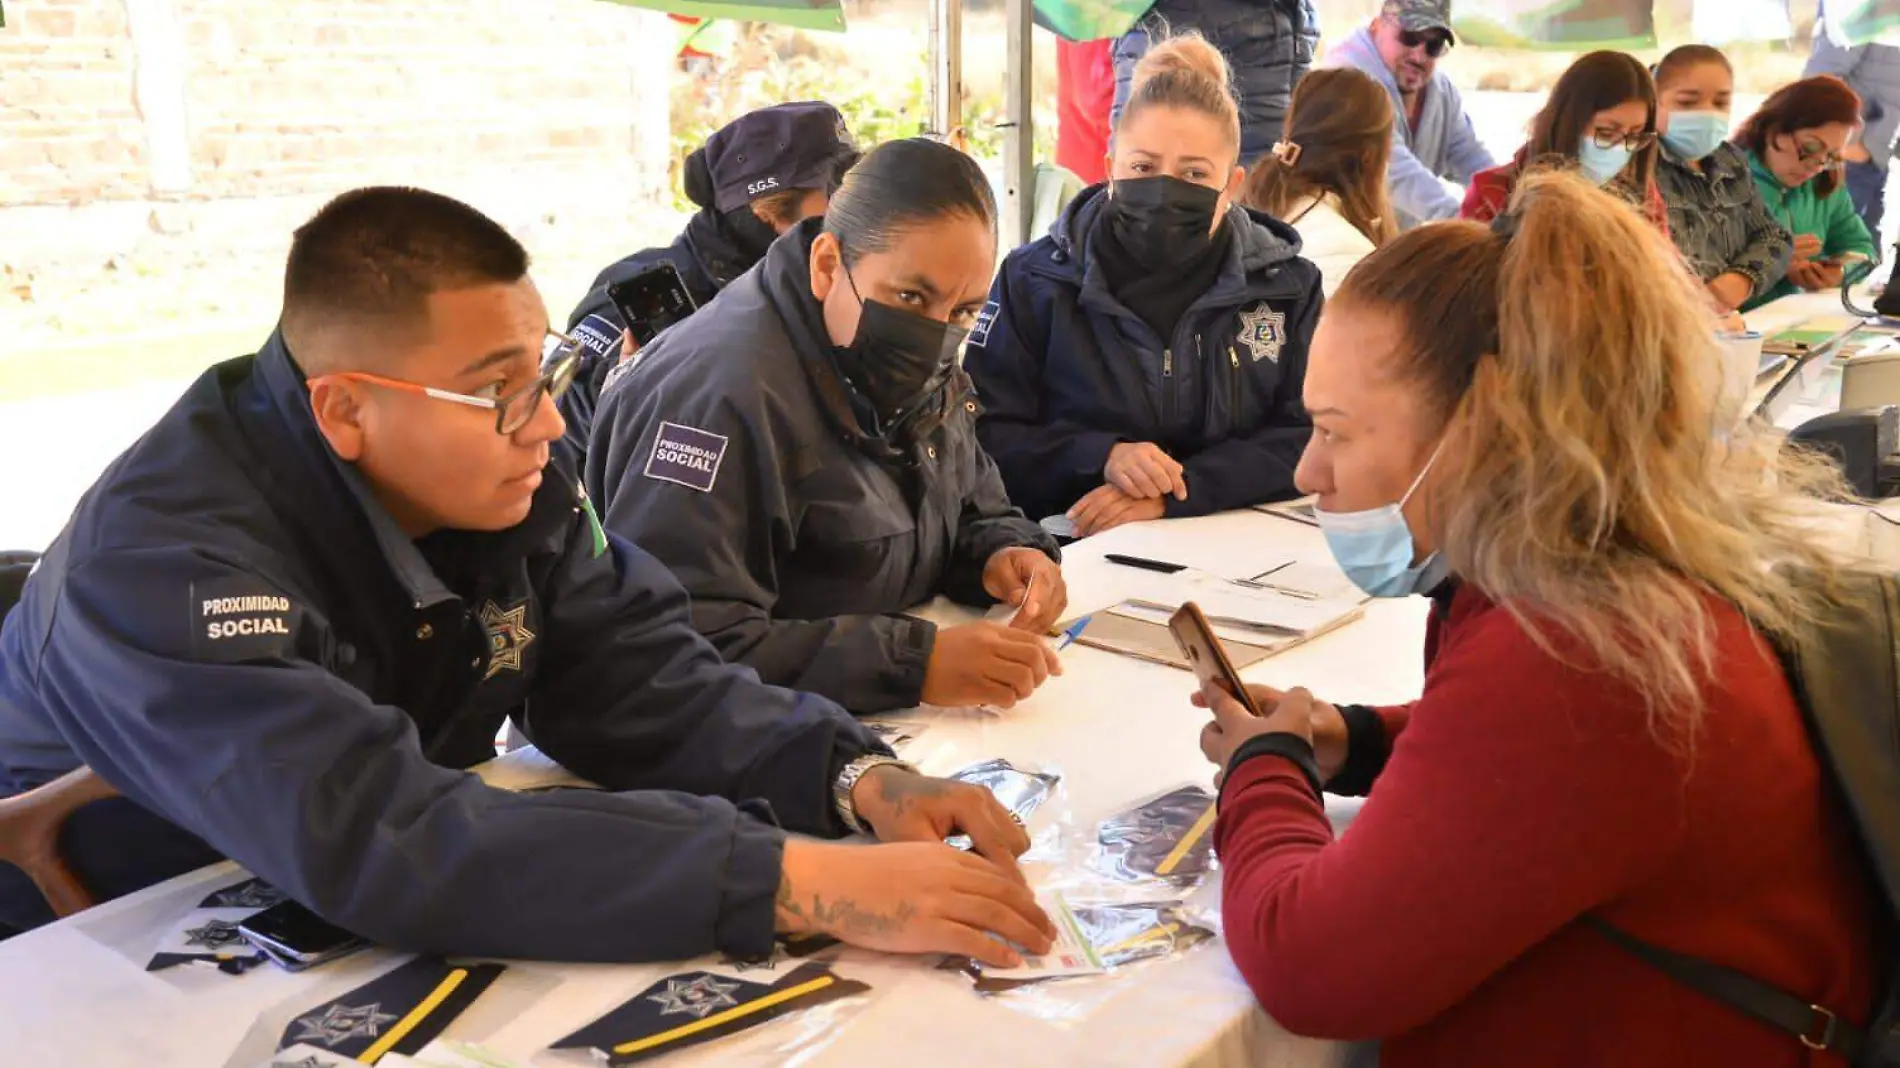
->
[1738, 74, 1877, 310]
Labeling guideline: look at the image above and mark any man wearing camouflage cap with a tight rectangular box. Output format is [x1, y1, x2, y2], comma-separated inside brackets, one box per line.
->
[1324, 0, 1495, 228]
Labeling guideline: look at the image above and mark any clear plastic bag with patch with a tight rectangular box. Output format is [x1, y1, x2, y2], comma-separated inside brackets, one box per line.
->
[941, 756, 1067, 859]
[220, 953, 563, 1068]
[540, 947, 891, 1068]
[1090, 782, 1220, 891]
[936, 889, 1223, 1028]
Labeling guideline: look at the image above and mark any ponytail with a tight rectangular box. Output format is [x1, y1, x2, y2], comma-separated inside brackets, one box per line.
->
[1333, 171, 1853, 731]
[1239, 67, 1398, 247]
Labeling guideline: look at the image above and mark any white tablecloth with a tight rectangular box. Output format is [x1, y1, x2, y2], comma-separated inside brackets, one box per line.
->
[0, 512, 1427, 1068]
[3, 287, 1883, 1067]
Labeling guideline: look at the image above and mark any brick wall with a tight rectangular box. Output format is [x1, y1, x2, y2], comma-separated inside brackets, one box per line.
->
[0, 0, 678, 361]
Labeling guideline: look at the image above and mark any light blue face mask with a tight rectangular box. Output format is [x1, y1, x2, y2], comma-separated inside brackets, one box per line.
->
[1661, 110, 1728, 162]
[1577, 138, 1634, 185]
[1315, 440, 1448, 599]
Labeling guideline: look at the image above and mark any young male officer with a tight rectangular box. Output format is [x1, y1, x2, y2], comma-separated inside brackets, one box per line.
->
[0, 187, 1053, 969]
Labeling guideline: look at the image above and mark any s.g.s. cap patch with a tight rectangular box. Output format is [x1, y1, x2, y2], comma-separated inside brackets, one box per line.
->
[968, 301, 1000, 349]
[189, 575, 301, 663]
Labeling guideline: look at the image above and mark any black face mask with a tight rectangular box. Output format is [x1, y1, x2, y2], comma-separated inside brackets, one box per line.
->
[831, 271, 968, 426]
[722, 205, 781, 263]
[1107, 175, 1223, 269]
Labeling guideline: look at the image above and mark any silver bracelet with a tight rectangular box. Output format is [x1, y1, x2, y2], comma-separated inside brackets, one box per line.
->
[832, 755, 917, 835]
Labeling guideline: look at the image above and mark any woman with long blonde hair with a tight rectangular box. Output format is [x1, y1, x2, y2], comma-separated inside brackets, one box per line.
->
[1196, 171, 1878, 1065]
[1241, 66, 1398, 295]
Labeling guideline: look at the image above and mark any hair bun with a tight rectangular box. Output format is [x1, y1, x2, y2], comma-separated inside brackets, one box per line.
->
[682, 147, 716, 210]
[1132, 33, 1231, 97]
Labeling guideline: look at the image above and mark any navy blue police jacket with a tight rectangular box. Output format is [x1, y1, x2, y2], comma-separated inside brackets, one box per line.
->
[586, 220, 1057, 716]
[962, 185, 1321, 522]
[559, 212, 750, 463]
[0, 333, 887, 963]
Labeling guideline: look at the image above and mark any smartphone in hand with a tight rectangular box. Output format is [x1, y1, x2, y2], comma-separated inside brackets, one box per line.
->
[607, 262, 697, 346]
[1167, 602, 1263, 716]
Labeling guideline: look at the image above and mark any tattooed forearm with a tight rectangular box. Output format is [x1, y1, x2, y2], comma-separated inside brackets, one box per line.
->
[774, 872, 810, 933]
[869, 767, 952, 824]
[808, 894, 916, 938]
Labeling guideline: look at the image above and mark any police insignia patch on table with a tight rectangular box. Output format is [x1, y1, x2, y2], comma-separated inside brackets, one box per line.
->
[551, 962, 868, 1065]
[147, 877, 286, 973]
[271, 957, 506, 1064]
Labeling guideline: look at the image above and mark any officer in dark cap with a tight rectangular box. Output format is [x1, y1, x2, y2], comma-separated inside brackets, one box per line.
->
[560, 102, 860, 460]
[588, 139, 1069, 718]
[0, 186, 1055, 968]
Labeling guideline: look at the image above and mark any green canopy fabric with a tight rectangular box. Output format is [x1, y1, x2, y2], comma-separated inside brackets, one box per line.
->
[1452, 0, 1656, 51]
[597, 0, 845, 33]
[1824, 0, 1900, 46]
[1453, 0, 1900, 49]
[1030, 0, 1156, 43]
[599, 0, 1160, 43]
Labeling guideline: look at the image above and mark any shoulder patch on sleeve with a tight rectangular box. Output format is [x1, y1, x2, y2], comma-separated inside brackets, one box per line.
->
[643, 421, 729, 493]
[968, 301, 1000, 348]
[571, 314, 623, 362]
[189, 575, 301, 663]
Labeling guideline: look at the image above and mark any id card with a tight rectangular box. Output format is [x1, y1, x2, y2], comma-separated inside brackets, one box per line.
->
[977, 893, 1104, 981]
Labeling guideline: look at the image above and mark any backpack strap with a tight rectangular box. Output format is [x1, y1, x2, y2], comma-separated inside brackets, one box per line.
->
[1584, 916, 1867, 1061]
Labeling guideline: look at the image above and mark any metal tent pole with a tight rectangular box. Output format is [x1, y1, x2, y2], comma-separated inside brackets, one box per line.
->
[1002, 0, 1035, 247]
[929, 0, 965, 147]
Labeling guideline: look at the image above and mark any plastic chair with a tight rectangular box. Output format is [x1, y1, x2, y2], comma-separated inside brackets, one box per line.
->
[0, 767, 120, 919]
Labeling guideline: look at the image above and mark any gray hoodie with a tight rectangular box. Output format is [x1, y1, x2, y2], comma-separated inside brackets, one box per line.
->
[1324, 25, 1495, 228]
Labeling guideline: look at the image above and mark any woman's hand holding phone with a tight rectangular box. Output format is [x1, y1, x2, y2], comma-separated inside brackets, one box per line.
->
[1192, 682, 1351, 784]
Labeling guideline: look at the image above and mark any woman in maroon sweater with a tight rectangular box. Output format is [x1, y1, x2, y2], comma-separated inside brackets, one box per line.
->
[1196, 171, 1879, 1066]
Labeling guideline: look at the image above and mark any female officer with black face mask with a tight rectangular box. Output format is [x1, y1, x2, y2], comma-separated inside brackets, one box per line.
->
[558, 102, 860, 463]
[964, 34, 1322, 536]
[587, 138, 1068, 716]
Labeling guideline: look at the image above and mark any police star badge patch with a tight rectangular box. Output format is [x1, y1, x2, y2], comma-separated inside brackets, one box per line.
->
[183, 918, 248, 951]
[290, 1002, 400, 1048]
[478, 600, 536, 680]
[553, 962, 869, 1065]
[1237, 304, 1287, 364]
[649, 974, 743, 1018]
[276, 957, 506, 1061]
[146, 877, 286, 973]
[1095, 784, 1218, 885]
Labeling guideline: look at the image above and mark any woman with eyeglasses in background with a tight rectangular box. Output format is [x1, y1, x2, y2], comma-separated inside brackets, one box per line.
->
[1460, 51, 1669, 236]
[1739, 75, 1879, 309]
[1652, 45, 1795, 321]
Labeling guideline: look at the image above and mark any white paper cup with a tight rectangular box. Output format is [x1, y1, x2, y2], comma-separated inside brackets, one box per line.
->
[1714, 330, 1766, 428]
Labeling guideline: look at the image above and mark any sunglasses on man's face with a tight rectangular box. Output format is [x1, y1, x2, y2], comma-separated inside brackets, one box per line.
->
[1396, 27, 1452, 58]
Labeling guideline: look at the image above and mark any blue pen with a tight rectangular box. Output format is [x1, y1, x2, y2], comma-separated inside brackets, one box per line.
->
[1055, 615, 1093, 650]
